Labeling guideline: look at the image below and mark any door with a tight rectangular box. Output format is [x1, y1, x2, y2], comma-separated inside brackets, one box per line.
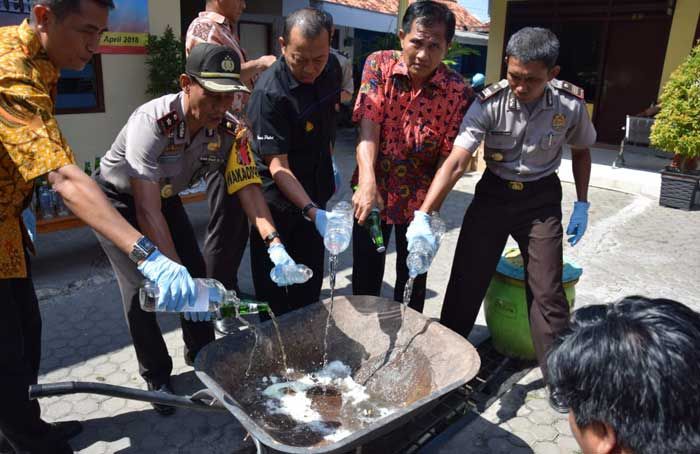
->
[594, 19, 671, 143]
[180, 0, 205, 40]
[238, 22, 271, 59]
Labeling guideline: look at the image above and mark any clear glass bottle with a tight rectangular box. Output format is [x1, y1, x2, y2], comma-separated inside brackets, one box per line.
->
[269, 263, 313, 286]
[407, 213, 447, 278]
[139, 278, 270, 317]
[324, 201, 353, 255]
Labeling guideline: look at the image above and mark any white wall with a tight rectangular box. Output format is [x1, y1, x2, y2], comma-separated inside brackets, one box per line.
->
[56, 0, 181, 166]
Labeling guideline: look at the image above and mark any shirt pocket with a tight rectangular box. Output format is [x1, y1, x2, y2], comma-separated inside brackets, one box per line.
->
[484, 133, 517, 161]
[538, 131, 565, 152]
[417, 125, 442, 162]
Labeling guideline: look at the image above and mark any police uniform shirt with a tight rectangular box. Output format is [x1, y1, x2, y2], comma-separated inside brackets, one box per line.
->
[454, 79, 597, 182]
[246, 55, 341, 211]
[100, 92, 230, 197]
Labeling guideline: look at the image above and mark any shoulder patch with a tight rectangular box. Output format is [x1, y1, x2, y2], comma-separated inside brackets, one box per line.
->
[156, 111, 179, 135]
[477, 79, 509, 103]
[551, 79, 585, 99]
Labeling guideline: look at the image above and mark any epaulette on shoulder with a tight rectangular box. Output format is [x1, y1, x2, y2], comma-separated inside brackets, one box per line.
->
[156, 111, 179, 135]
[551, 79, 585, 99]
[477, 79, 509, 103]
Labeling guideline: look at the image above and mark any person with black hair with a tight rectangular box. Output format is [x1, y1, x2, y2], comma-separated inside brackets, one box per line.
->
[246, 8, 342, 315]
[547, 296, 700, 454]
[409, 27, 596, 375]
[351, 0, 471, 311]
[0, 1, 202, 452]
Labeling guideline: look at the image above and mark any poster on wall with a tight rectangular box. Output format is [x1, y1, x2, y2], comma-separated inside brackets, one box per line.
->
[0, 0, 149, 54]
[98, 0, 149, 54]
[0, 1, 31, 26]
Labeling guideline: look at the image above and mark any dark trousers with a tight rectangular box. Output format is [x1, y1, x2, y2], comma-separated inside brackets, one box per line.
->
[351, 221, 427, 312]
[94, 187, 214, 387]
[0, 254, 72, 453]
[440, 170, 568, 373]
[203, 170, 249, 293]
[249, 206, 325, 317]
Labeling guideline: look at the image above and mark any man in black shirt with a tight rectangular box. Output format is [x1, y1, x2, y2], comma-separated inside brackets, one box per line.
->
[246, 7, 342, 315]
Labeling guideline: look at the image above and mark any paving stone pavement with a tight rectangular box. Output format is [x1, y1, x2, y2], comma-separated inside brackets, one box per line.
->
[29, 128, 700, 453]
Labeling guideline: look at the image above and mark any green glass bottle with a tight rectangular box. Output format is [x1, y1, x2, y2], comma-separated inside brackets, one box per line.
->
[366, 208, 386, 253]
[84, 161, 92, 176]
[352, 185, 386, 253]
[94, 156, 101, 173]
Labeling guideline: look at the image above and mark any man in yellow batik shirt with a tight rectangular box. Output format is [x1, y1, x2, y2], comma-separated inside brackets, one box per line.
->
[0, 2, 205, 452]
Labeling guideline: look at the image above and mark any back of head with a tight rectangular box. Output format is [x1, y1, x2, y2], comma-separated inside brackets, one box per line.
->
[31, 0, 114, 22]
[401, 0, 456, 43]
[505, 27, 559, 68]
[547, 296, 700, 454]
[283, 7, 331, 43]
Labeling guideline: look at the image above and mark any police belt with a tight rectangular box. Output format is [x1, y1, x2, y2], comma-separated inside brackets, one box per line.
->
[484, 169, 559, 192]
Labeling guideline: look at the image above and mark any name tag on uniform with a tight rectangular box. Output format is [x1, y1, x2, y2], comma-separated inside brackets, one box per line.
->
[488, 130, 512, 136]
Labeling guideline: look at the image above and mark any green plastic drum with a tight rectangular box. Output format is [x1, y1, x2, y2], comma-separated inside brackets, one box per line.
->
[484, 249, 582, 360]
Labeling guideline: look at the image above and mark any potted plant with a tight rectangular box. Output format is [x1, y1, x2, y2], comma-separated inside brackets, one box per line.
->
[650, 43, 700, 210]
[145, 25, 185, 99]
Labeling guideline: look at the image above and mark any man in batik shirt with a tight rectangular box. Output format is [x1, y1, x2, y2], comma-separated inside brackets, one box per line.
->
[0, 1, 198, 452]
[351, 1, 471, 312]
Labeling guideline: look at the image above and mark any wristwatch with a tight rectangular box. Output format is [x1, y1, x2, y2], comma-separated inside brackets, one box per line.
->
[128, 236, 157, 264]
[301, 202, 319, 222]
[264, 231, 281, 246]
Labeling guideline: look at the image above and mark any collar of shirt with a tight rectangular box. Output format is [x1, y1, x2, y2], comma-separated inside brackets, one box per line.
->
[390, 52, 450, 94]
[507, 85, 555, 113]
[199, 10, 226, 23]
[18, 19, 60, 87]
[279, 55, 332, 91]
[198, 10, 233, 30]
[172, 91, 219, 145]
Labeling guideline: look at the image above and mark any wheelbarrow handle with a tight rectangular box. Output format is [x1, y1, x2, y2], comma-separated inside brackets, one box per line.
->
[29, 381, 226, 412]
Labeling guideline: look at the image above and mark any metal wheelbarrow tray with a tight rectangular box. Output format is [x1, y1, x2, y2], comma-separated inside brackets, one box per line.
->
[30, 295, 480, 453]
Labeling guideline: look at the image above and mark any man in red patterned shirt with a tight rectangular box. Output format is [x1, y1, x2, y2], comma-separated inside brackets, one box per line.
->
[185, 0, 276, 319]
[351, 1, 472, 312]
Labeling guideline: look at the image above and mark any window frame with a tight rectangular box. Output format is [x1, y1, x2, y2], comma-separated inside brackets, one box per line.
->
[55, 54, 106, 115]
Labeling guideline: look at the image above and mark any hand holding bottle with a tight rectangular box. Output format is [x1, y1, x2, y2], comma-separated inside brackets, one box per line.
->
[406, 212, 446, 278]
[137, 250, 196, 311]
[406, 211, 437, 252]
[267, 243, 313, 286]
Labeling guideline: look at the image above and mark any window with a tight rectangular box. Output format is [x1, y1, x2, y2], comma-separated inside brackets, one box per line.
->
[0, 3, 105, 114]
[56, 55, 106, 114]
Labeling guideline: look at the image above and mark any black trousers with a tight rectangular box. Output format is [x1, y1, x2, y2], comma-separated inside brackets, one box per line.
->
[94, 181, 214, 387]
[0, 254, 72, 453]
[440, 170, 568, 373]
[249, 205, 325, 317]
[203, 169, 249, 293]
[351, 221, 427, 312]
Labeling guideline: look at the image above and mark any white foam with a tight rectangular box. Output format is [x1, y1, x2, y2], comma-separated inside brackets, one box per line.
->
[261, 361, 397, 443]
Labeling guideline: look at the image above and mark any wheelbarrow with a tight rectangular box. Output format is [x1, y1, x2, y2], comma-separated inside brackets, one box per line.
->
[30, 295, 480, 453]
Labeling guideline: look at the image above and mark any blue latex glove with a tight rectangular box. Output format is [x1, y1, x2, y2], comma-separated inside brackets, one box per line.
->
[566, 201, 590, 246]
[268, 243, 295, 266]
[331, 155, 342, 195]
[313, 209, 345, 237]
[406, 211, 437, 252]
[22, 208, 36, 243]
[184, 311, 211, 322]
[137, 250, 196, 311]
[268, 243, 301, 287]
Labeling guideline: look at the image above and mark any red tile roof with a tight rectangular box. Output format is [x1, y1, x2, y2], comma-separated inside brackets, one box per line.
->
[325, 0, 484, 31]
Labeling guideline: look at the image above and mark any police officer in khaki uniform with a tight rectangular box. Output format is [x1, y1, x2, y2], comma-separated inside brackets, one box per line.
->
[407, 27, 595, 375]
[94, 44, 304, 415]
